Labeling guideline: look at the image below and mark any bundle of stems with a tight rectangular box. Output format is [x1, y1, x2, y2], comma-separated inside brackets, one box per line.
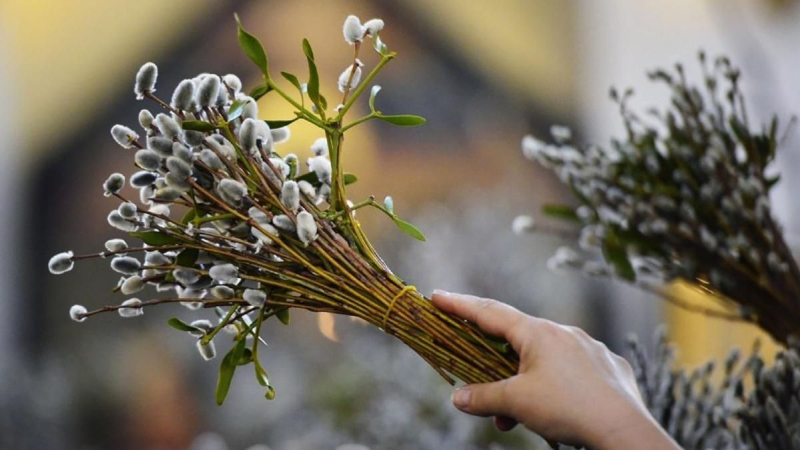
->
[520, 53, 800, 344]
[49, 14, 518, 403]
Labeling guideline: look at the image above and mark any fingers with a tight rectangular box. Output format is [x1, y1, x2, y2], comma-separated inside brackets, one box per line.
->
[494, 415, 518, 432]
[451, 378, 516, 418]
[431, 290, 530, 348]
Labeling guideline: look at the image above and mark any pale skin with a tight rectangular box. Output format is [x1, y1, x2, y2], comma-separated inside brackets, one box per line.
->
[431, 290, 681, 450]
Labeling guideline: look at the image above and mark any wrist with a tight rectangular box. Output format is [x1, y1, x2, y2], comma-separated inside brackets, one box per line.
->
[584, 402, 677, 450]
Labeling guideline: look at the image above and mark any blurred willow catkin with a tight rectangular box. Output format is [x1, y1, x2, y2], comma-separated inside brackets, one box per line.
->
[520, 53, 800, 344]
[627, 329, 800, 450]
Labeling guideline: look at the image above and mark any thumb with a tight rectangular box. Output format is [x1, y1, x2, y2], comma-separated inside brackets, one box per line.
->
[451, 378, 515, 418]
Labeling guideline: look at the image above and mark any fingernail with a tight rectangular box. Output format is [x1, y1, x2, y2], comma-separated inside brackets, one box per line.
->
[432, 289, 450, 297]
[452, 387, 471, 410]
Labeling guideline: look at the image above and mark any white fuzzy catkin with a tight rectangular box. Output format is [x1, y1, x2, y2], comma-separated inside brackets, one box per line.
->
[145, 251, 171, 266]
[108, 210, 137, 232]
[118, 202, 138, 219]
[69, 304, 87, 322]
[173, 268, 200, 285]
[547, 246, 581, 271]
[240, 96, 259, 120]
[296, 211, 318, 246]
[512, 215, 536, 235]
[337, 65, 362, 93]
[149, 203, 170, 217]
[103, 173, 126, 196]
[281, 181, 300, 211]
[271, 127, 291, 144]
[172, 142, 192, 162]
[251, 223, 278, 245]
[206, 135, 237, 160]
[134, 62, 158, 99]
[268, 157, 289, 178]
[297, 180, 316, 200]
[166, 156, 193, 179]
[308, 156, 332, 184]
[550, 125, 572, 143]
[217, 179, 247, 205]
[343, 15, 364, 44]
[222, 74, 242, 93]
[243, 289, 266, 306]
[189, 319, 214, 336]
[196, 74, 221, 108]
[121, 276, 145, 294]
[148, 136, 174, 156]
[118, 298, 144, 318]
[248, 206, 270, 223]
[48, 251, 74, 274]
[209, 263, 238, 283]
[105, 239, 128, 253]
[111, 256, 142, 275]
[211, 285, 235, 299]
[272, 214, 295, 232]
[196, 339, 217, 361]
[199, 149, 225, 170]
[154, 113, 182, 140]
[111, 125, 139, 149]
[135, 149, 162, 171]
[239, 118, 272, 153]
[138, 109, 154, 129]
[363, 18, 384, 36]
[310, 137, 329, 157]
[171, 79, 196, 110]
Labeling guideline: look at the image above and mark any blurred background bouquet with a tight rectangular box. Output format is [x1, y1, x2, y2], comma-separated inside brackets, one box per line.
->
[3, 1, 800, 449]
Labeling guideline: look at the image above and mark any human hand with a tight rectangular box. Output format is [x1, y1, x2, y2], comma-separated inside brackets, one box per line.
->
[432, 290, 680, 450]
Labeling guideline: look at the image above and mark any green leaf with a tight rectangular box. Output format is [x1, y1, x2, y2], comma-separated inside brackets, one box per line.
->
[250, 84, 271, 100]
[130, 231, 180, 246]
[237, 348, 253, 366]
[369, 85, 381, 112]
[602, 231, 635, 281]
[343, 173, 358, 185]
[181, 209, 197, 225]
[167, 317, 203, 333]
[182, 120, 218, 132]
[376, 114, 426, 127]
[373, 33, 388, 55]
[541, 204, 580, 222]
[296, 171, 358, 187]
[302, 39, 322, 109]
[216, 338, 247, 405]
[294, 171, 318, 185]
[175, 248, 199, 268]
[227, 98, 250, 122]
[276, 308, 290, 325]
[264, 118, 299, 128]
[392, 217, 426, 241]
[255, 362, 270, 387]
[281, 71, 302, 93]
[234, 14, 269, 76]
[766, 174, 781, 190]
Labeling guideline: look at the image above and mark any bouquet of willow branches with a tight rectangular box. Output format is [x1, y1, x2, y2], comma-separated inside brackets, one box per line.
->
[518, 53, 800, 345]
[47, 15, 518, 404]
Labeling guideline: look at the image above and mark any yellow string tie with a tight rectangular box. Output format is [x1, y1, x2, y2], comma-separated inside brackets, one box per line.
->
[382, 285, 417, 332]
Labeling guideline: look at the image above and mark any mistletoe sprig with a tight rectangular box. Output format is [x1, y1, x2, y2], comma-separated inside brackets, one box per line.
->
[48, 14, 520, 406]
